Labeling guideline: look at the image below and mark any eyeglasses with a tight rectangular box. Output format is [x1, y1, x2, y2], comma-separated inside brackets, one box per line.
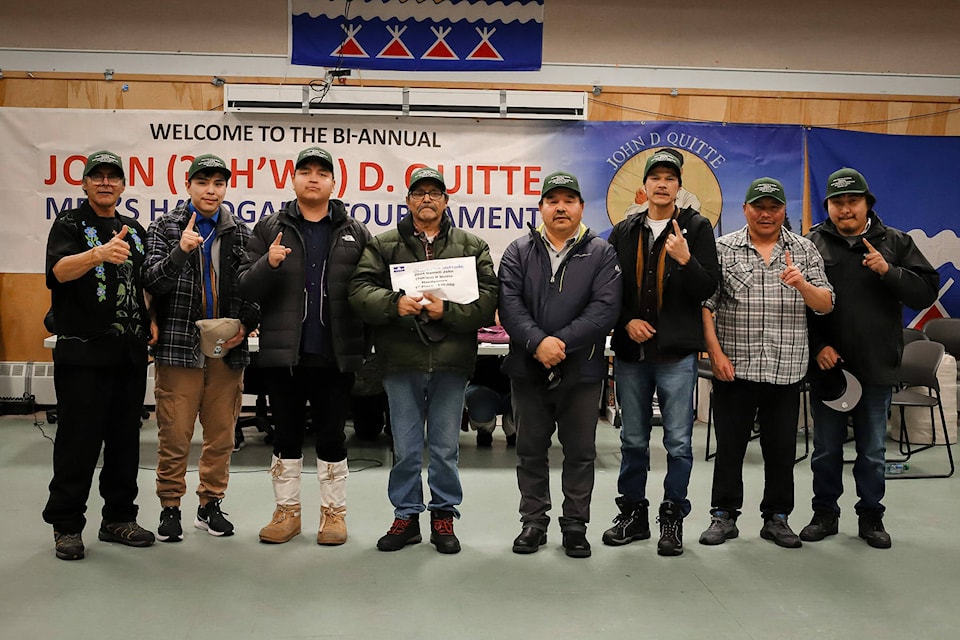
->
[86, 173, 124, 185]
[409, 189, 445, 200]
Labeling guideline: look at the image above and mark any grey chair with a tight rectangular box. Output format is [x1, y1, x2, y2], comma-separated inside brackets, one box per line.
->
[923, 318, 960, 357]
[888, 340, 955, 479]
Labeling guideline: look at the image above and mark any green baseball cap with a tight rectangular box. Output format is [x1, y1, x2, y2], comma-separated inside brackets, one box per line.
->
[541, 171, 581, 199]
[643, 149, 683, 184]
[295, 147, 335, 173]
[188, 154, 231, 180]
[408, 167, 447, 192]
[83, 150, 124, 178]
[745, 177, 786, 204]
[823, 168, 875, 208]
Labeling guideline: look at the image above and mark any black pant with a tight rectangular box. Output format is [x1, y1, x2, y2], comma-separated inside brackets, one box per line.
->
[512, 378, 602, 533]
[709, 379, 800, 519]
[43, 361, 147, 533]
[264, 365, 353, 462]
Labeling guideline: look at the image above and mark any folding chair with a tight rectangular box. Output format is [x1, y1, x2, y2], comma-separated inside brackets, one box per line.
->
[888, 340, 955, 479]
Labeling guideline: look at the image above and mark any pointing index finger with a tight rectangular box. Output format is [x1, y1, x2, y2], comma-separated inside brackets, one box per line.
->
[185, 212, 196, 232]
[862, 238, 878, 253]
[784, 250, 793, 267]
[271, 231, 284, 246]
[672, 218, 682, 235]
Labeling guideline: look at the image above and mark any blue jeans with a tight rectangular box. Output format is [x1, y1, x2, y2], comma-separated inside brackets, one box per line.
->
[614, 355, 696, 517]
[382, 371, 468, 518]
[810, 383, 891, 516]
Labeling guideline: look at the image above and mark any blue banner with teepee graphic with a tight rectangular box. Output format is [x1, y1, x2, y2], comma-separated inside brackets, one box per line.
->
[291, 0, 544, 71]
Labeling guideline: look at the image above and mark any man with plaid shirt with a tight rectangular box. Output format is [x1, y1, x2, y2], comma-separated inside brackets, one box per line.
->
[698, 178, 833, 549]
[144, 154, 258, 542]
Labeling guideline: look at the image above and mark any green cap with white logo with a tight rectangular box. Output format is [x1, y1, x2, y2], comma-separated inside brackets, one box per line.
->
[643, 149, 683, 185]
[295, 147, 335, 173]
[83, 150, 125, 178]
[188, 154, 231, 180]
[823, 167, 875, 208]
[408, 166, 447, 192]
[745, 177, 786, 205]
[541, 171, 581, 199]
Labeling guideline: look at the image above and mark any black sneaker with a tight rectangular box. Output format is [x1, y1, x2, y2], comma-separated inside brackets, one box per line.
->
[195, 500, 235, 537]
[98, 521, 156, 547]
[54, 531, 84, 560]
[505, 434, 517, 448]
[858, 515, 892, 549]
[476, 430, 493, 448]
[157, 506, 183, 542]
[377, 515, 422, 551]
[699, 510, 739, 546]
[602, 496, 650, 546]
[799, 511, 839, 542]
[760, 514, 802, 549]
[233, 428, 245, 452]
[429, 510, 461, 554]
[656, 502, 684, 556]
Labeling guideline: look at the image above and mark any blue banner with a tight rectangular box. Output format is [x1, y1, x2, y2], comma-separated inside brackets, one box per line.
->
[291, 0, 544, 71]
[563, 121, 805, 238]
[807, 127, 960, 323]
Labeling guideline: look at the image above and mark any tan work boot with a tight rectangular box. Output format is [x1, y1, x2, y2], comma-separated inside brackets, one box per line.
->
[317, 459, 348, 545]
[259, 456, 303, 544]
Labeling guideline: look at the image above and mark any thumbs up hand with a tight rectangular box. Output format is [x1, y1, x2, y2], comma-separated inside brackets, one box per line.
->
[96, 225, 132, 264]
[268, 231, 292, 268]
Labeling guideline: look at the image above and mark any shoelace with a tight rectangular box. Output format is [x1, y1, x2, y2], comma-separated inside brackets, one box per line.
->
[433, 518, 455, 536]
[658, 515, 680, 537]
[387, 519, 411, 535]
[708, 516, 728, 530]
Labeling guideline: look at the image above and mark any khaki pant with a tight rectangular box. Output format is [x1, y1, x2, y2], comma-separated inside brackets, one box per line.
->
[155, 359, 243, 507]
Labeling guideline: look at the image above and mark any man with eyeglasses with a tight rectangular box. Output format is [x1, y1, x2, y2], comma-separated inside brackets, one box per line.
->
[498, 171, 622, 558]
[349, 167, 498, 554]
[241, 147, 370, 546]
[43, 150, 158, 560]
[144, 154, 259, 543]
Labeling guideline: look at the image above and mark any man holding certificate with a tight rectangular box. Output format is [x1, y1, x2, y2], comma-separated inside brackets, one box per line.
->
[349, 167, 498, 554]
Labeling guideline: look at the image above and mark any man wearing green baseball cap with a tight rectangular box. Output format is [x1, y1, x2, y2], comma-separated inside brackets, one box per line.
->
[802, 168, 938, 549]
[144, 152, 258, 543]
[241, 147, 371, 547]
[349, 166, 498, 555]
[499, 170, 622, 558]
[699, 177, 834, 550]
[605, 148, 720, 557]
[43, 150, 157, 560]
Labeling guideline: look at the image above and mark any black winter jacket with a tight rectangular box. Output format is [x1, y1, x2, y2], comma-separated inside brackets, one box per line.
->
[348, 213, 498, 376]
[498, 224, 622, 383]
[607, 206, 720, 360]
[239, 199, 370, 370]
[806, 212, 939, 386]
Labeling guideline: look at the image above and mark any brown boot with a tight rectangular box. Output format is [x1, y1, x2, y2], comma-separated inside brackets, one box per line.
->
[317, 459, 348, 546]
[259, 456, 303, 544]
[317, 506, 347, 545]
[259, 504, 302, 544]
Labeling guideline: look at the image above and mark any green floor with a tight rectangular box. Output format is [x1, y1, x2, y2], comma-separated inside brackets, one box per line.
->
[1, 411, 957, 640]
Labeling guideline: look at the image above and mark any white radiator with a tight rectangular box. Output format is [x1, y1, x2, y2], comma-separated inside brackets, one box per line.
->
[0, 362, 31, 400]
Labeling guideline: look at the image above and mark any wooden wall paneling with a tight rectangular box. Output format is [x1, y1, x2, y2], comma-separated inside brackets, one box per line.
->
[0, 273, 51, 362]
[587, 94, 624, 121]
[687, 96, 728, 123]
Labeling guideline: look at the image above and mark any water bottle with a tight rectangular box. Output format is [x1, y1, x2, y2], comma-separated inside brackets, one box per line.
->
[884, 462, 909, 475]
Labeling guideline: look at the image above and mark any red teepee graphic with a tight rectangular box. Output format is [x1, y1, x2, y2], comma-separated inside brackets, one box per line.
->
[423, 26, 459, 60]
[467, 27, 503, 61]
[332, 23, 369, 58]
[378, 25, 415, 59]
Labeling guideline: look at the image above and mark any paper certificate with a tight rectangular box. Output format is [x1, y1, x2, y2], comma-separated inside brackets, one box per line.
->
[389, 256, 480, 304]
